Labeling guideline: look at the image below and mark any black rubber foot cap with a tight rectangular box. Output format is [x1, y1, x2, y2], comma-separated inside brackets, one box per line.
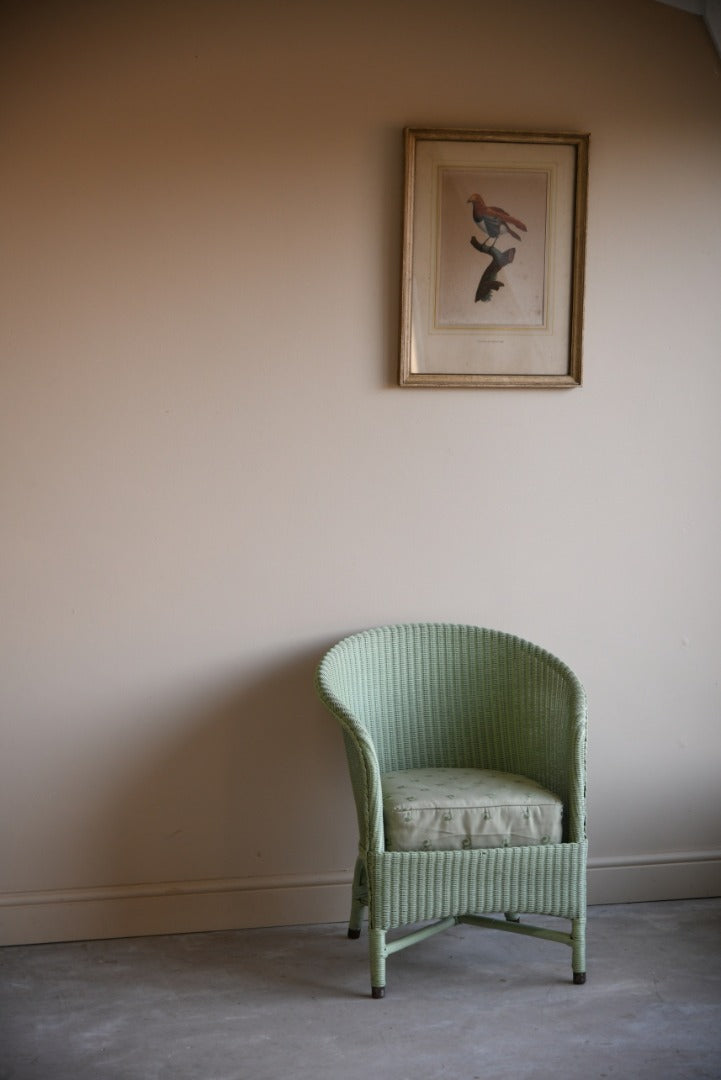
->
[371, 986, 385, 999]
[573, 972, 587, 985]
[348, 928, 361, 939]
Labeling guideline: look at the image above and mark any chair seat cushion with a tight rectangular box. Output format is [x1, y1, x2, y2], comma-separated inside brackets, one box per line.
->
[381, 767, 563, 852]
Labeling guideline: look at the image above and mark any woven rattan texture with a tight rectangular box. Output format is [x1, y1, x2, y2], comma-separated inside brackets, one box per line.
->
[368, 843, 587, 928]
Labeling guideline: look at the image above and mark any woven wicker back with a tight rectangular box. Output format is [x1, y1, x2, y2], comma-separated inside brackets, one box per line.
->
[317, 624, 586, 840]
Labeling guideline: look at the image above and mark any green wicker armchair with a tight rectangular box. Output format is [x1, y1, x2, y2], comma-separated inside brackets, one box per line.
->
[316, 623, 587, 998]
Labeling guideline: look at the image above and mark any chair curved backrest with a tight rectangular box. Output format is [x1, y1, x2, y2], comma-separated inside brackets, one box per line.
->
[317, 623, 586, 846]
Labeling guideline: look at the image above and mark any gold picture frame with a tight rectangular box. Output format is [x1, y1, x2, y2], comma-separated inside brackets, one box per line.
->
[399, 128, 589, 388]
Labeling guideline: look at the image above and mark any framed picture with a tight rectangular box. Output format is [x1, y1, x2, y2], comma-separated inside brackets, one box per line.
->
[399, 128, 589, 388]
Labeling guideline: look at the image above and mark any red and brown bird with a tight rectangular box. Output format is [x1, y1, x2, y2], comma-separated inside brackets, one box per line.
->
[467, 193, 527, 246]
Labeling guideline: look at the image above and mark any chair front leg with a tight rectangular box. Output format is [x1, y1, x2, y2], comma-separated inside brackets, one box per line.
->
[369, 928, 387, 998]
[572, 916, 586, 984]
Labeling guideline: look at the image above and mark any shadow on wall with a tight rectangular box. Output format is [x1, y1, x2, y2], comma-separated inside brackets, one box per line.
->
[87, 643, 355, 937]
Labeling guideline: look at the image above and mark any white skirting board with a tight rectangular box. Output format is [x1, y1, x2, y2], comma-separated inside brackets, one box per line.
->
[0, 873, 351, 948]
[1, 854, 719, 947]
[586, 850, 721, 905]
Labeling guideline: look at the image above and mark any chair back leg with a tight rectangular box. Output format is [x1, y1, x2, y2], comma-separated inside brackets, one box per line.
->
[347, 857, 367, 939]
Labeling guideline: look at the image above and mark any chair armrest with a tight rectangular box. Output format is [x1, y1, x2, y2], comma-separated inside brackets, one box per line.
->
[315, 676, 386, 853]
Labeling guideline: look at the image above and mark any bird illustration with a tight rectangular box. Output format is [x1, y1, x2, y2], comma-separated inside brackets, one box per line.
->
[467, 194, 527, 246]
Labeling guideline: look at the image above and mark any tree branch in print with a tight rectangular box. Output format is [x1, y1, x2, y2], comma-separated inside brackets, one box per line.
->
[467, 194, 527, 303]
[470, 236, 516, 302]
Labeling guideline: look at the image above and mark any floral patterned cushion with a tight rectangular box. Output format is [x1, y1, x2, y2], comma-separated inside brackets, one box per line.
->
[381, 767, 563, 852]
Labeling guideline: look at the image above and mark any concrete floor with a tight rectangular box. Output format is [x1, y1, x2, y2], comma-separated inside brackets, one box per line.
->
[1, 898, 720, 1080]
